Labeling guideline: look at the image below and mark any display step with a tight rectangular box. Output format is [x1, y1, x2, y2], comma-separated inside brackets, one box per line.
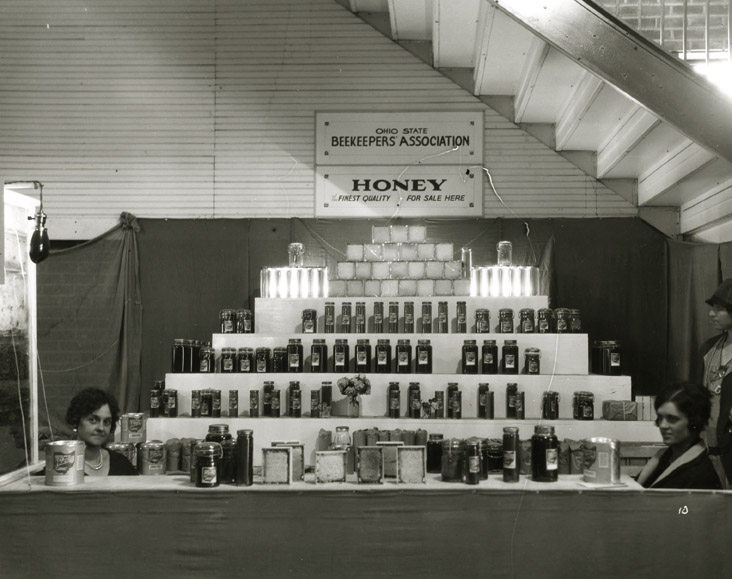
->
[254, 296, 550, 334]
[162, 373, 632, 421]
[210, 332, 591, 375]
[144, 417, 660, 468]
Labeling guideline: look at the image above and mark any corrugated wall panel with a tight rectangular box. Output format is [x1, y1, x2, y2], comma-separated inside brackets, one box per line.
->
[0, 0, 635, 239]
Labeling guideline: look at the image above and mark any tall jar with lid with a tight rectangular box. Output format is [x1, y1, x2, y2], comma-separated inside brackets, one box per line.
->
[461, 340, 478, 374]
[415, 339, 432, 374]
[220, 347, 236, 374]
[287, 338, 303, 372]
[236, 309, 252, 333]
[554, 308, 571, 333]
[441, 438, 464, 482]
[219, 309, 235, 334]
[206, 424, 234, 484]
[523, 347, 541, 375]
[464, 439, 482, 485]
[537, 308, 554, 333]
[499, 308, 514, 333]
[501, 340, 519, 374]
[426, 434, 444, 473]
[194, 442, 222, 488]
[395, 339, 412, 374]
[355, 339, 371, 373]
[272, 347, 288, 372]
[531, 425, 559, 482]
[334, 339, 350, 372]
[237, 347, 254, 373]
[234, 429, 254, 486]
[375, 339, 391, 373]
[310, 339, 328, 373]
[199, 344, 215, 374]
[519, 308, 535, 333]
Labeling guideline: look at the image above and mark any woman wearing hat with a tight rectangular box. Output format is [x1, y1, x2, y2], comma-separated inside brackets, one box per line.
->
[698, 279, 732, 486]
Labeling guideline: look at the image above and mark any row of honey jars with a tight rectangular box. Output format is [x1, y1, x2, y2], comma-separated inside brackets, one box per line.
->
[461, 340, 541, 375]
[301, 303, 582, 334]
[218, 308, 253, 334]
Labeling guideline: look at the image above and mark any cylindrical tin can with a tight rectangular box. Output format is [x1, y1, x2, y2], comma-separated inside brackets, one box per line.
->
[108, 441, 136, 466]
[235, 429, 254, 486]
[120, 412, 146, 443]
[582, 437, 621, 485]
[44, 440, 85, 486]
[138, 440, 167, 476]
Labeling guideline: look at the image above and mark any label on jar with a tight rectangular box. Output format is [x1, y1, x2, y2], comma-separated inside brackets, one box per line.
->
[377, 351, 388, 365]
[528, 359, 539, 373]
[168, 397, 176, 409]
[503, 450, 517, 469]
[303, 320, 314, 332]
[334, 352, 345, 368]
[289, 353, 300, 368]
[271, 397, 280, 410]
[201, 465, 217, 484]
[291, 398, 301, 410]
[507, 394, 516, 408]
[557, 320, 568, 332]
[357, 350, 367, 364]
[240, 359, 251, 372]
[477, 319, 490, 332]
[200, 359, 210, 373]
[223, 358, 234, 372]
[418, 351, 429, 365]
[342, 314, 351, 328]
[500, 321, 512, 332]
[505, 354, 515, 368]
[538, 320, 549, 332]
[150, 397, 160, 409]
[610, 353, 621, 366]
[465, 352, 476, 366]
[223, 320, 234, 333]
[410, 398, 421, 410]
[483, 352, 494, 364]
[243, 320, 251, 332]
[311, 351, 321, 366]
[468, 456, 481, 473]
[390, 396, 400, 410]
[522, 320, 533, 332]
[398, 352, 409, 366]
[546, 448, 558, 470]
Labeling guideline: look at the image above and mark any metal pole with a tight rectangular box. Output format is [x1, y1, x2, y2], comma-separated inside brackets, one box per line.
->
[705, 0, 710, 65]
[682, 0, 688, 60]
[660, 0, 666, 48]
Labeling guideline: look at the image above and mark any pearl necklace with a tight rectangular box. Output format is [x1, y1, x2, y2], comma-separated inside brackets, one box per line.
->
[85, 449, 104, 471]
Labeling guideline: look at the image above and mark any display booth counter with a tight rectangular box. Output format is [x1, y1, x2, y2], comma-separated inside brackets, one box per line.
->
[2, 473, 731, 579]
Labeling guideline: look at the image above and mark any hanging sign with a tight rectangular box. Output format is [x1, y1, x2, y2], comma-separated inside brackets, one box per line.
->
[315, 111, 483, 217]
[315, 165, 480, 218]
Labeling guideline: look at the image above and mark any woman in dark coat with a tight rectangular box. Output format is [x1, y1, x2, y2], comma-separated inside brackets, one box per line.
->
[636, 383, 721, 490]
[697, 279, 732, 485]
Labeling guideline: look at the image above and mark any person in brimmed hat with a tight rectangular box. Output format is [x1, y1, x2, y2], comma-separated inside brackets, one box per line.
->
[697, 279, 732, 486]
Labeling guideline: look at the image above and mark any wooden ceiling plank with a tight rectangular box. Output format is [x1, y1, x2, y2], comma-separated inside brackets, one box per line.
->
[637, 140, 716, 205]
[597, 105, 660, 178]
[555, 70, 604, 151]
[514, 35, 549, 123]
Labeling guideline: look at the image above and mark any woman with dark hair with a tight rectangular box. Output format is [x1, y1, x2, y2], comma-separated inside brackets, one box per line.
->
[65, 387, 137, 476]
[636, 383, 721, 489]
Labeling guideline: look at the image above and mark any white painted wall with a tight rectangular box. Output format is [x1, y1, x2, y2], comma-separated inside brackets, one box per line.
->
[0, 0, 636, 240]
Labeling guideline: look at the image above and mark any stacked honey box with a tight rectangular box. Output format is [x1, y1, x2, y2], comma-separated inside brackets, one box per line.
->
[328, 225, 470, 297]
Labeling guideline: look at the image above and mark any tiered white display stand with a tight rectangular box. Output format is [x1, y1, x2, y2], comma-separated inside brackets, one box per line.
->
[146, 296, 658, 465]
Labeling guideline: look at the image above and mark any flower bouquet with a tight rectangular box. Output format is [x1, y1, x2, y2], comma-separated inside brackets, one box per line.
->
[333, 375, 371, 417]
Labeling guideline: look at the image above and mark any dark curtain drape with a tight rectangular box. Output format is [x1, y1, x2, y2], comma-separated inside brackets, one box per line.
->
[36, 213, 142, 438]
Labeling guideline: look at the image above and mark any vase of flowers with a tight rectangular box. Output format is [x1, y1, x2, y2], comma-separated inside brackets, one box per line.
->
[335, 375, 371, 418]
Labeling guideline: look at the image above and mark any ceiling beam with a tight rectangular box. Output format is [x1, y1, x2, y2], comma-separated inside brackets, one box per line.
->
[597, 105, 659, 178]
[637, 140, 716, 205]
[472, 1, 497, 96]
[514, 35, 549, 123]
[555, 71, 604, 151]
[489, 0, 732, 164]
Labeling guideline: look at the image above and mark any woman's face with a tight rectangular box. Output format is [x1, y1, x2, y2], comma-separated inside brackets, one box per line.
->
[656, 401, 692, 447]
[76, 403, 112, 448]
[709, 304, 732, 332]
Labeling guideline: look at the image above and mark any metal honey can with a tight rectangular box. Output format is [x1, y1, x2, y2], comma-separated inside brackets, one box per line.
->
[581, 437, 621, 485]
[139, 440, 167, 476]
[44, 440, 85, 486]
[120, 412, 146, 443]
